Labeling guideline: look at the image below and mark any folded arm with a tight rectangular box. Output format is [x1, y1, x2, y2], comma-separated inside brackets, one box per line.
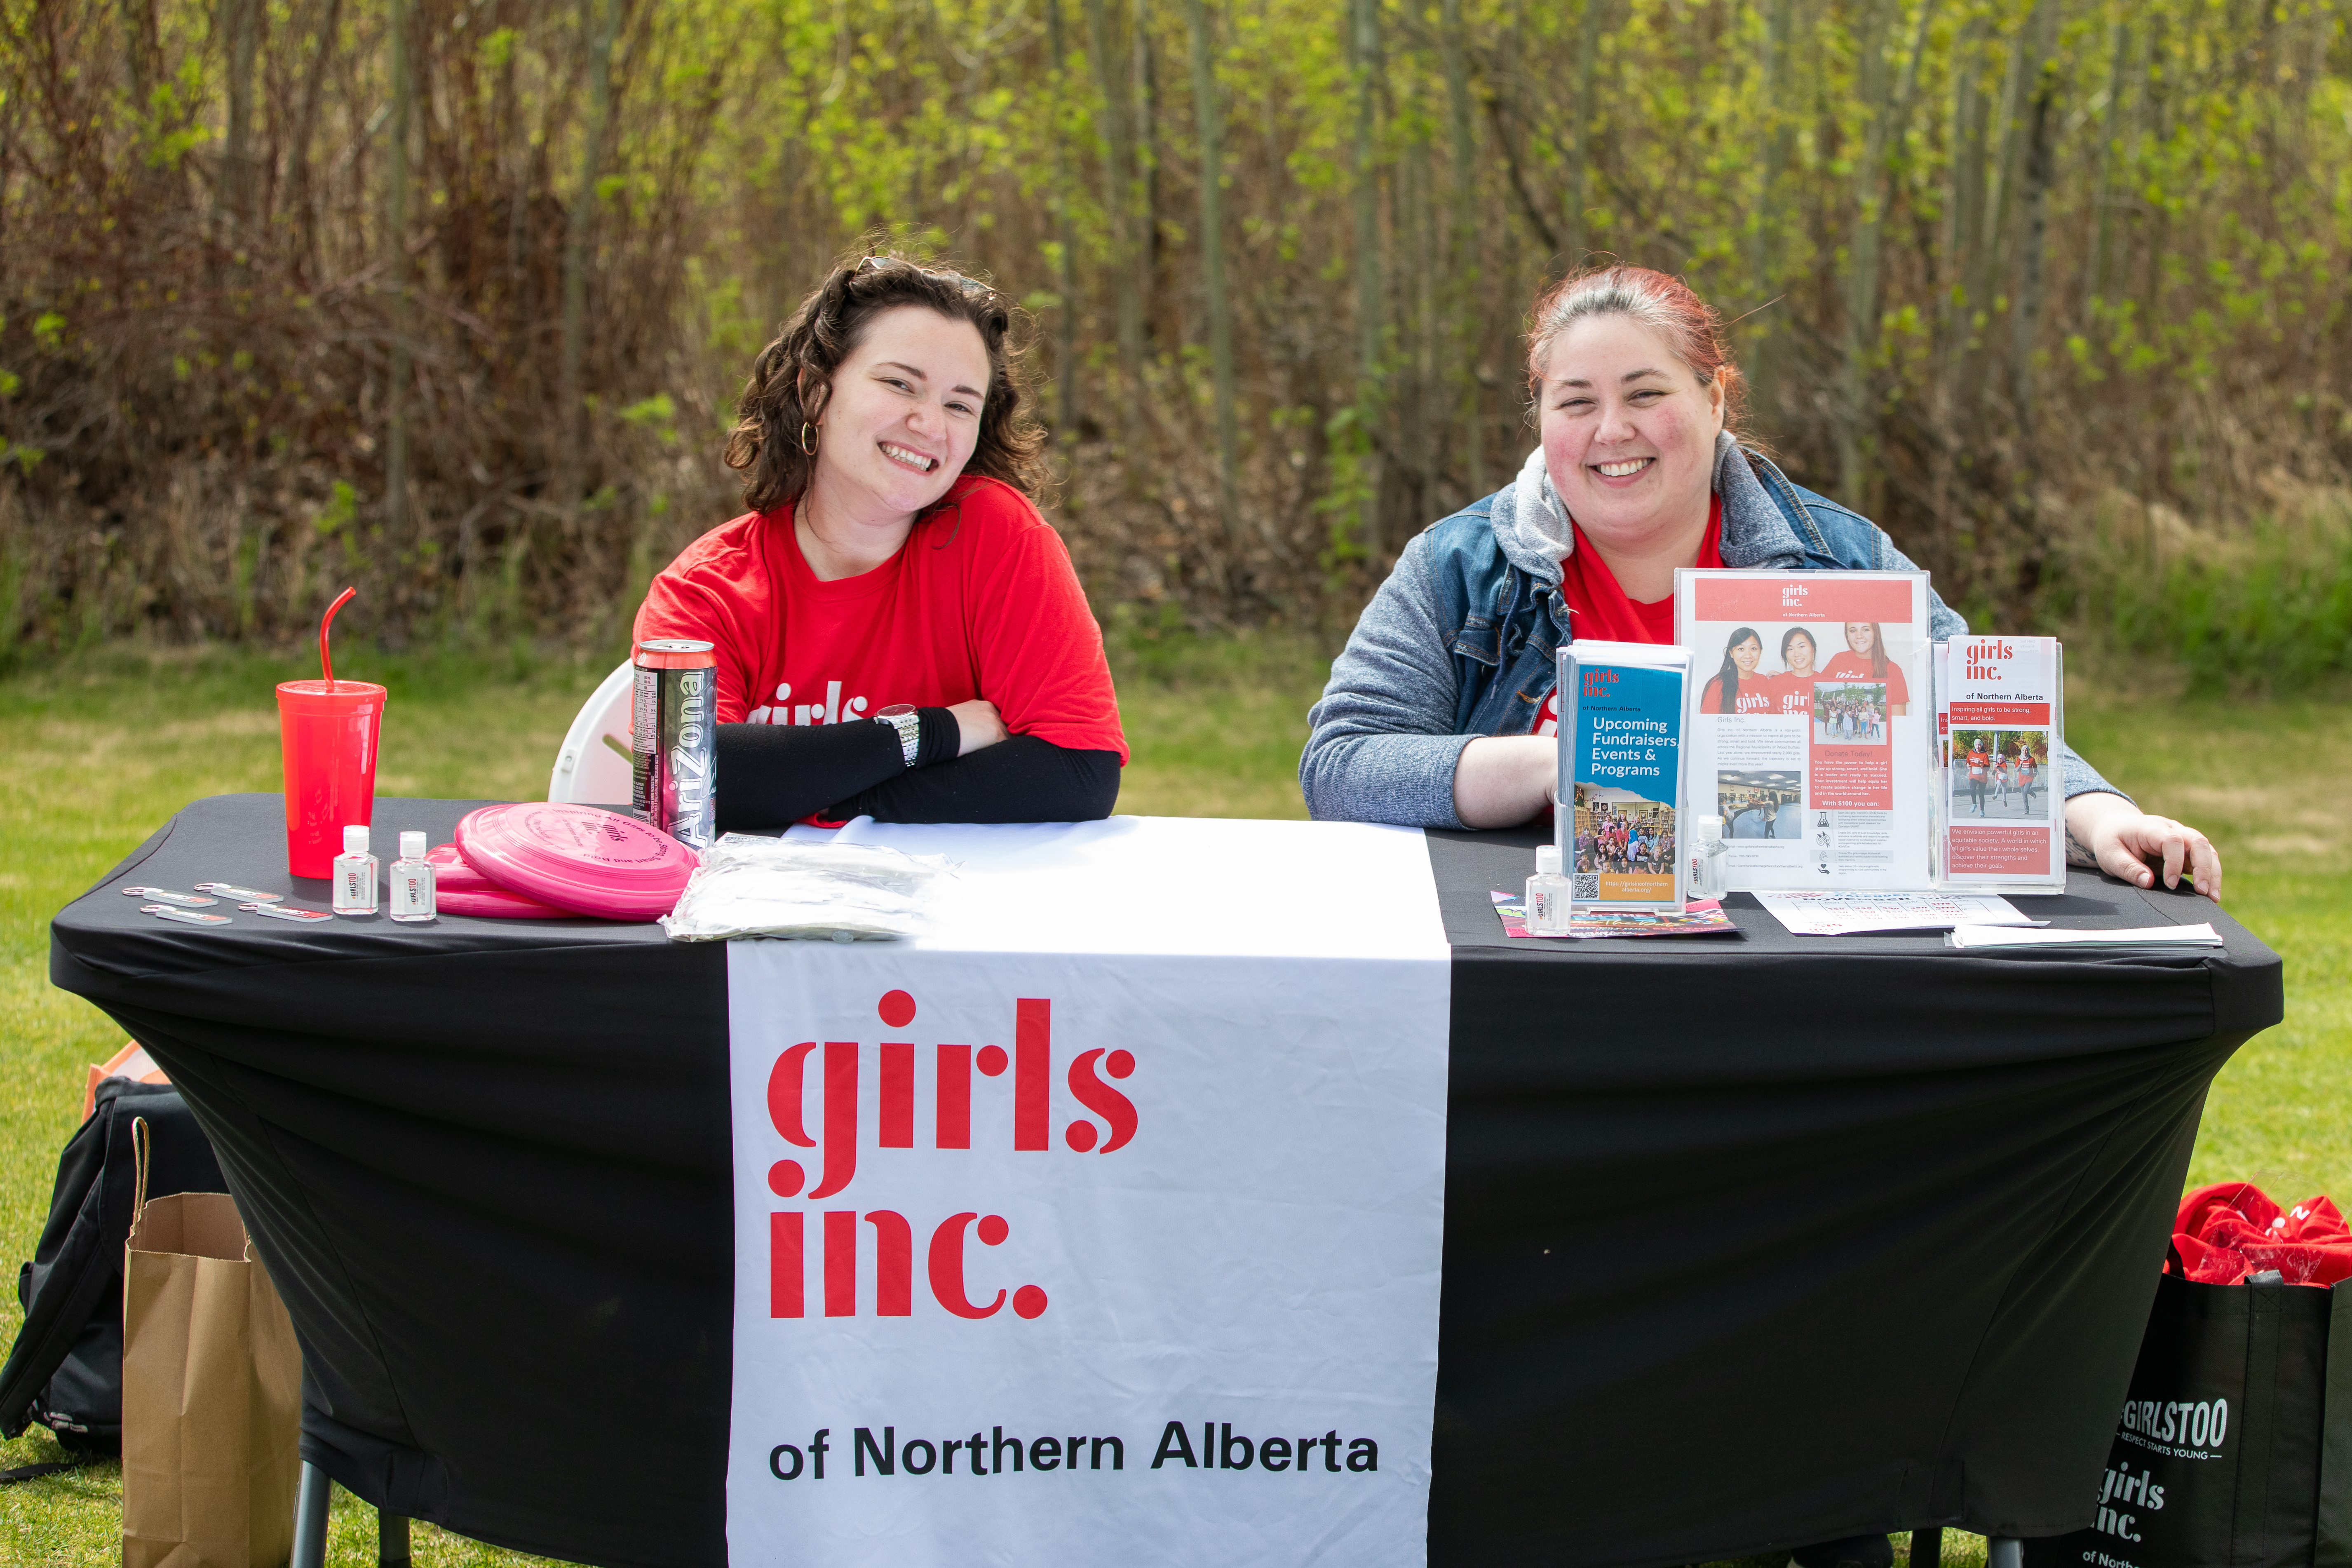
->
[715, 712, 1117, 831]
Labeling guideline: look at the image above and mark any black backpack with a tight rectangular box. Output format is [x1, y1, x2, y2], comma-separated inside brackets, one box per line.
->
[0, 1077, 225, 1454]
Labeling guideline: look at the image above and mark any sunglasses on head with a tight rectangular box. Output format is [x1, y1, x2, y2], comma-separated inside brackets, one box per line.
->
[857, 254, 995, 299]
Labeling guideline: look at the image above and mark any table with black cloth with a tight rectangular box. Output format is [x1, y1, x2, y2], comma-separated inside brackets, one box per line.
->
[47, 794, 2283, 1568]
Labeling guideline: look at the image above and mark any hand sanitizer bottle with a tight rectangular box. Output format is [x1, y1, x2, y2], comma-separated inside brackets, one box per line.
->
[1686, 815, 1728, 901]
[1526, 843, 1573, 936]
[389, 831, 436, 923]
[331, 825, 378, 916]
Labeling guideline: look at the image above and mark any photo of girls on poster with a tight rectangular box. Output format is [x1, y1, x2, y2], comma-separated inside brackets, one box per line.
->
[1811, 681, 1888, 745]
[1571, 785, 1678, 900]
[1716, 770, 1803, 839]
[1675, 569, 1932, 891]
[1950, 730, 2048, 819]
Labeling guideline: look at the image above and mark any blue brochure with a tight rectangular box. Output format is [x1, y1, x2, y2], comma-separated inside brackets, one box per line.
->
[1558, 641, 1691, 911]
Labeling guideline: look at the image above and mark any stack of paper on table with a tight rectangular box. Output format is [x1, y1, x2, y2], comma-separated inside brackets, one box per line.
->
[1946, 922, 2223, 951]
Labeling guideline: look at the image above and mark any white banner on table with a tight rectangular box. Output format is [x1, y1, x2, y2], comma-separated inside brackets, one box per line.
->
[726, 818, 1452, 1568]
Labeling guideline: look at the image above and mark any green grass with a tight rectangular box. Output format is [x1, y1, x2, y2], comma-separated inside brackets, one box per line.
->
[0, 638, 2342, 1562]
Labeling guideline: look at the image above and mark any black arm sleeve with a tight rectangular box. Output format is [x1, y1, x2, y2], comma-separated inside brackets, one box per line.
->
[828, 736, 1122, 824]
[713, 719, 906, 832]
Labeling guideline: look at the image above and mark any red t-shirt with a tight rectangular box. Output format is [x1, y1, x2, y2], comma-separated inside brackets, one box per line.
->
[632, 477, 1127, 762]
[1533, 498, 1723, 735]
[1765, 669, 1817, 716]
[1698, 673, 1777, 716]
[1819, 650, 1909, 705]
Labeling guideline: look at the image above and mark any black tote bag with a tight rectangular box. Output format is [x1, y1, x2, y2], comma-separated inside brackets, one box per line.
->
[2023, 1272, 2352, 1568]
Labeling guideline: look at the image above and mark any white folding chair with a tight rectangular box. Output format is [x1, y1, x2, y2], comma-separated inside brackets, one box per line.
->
[547, 660, 636, 806]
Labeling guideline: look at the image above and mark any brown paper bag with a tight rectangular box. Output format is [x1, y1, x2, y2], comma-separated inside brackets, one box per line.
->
[121, 1118, 302, 1568]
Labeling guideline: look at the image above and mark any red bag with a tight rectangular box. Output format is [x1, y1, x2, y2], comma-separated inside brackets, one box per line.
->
[2167, 1181, 2352, 1286]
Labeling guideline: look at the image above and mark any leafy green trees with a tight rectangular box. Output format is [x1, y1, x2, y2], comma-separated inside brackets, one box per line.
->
[0, 0, 2346, 653]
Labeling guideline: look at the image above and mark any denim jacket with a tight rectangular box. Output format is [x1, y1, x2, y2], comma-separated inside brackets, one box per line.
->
[1300, 437, 2119, 827]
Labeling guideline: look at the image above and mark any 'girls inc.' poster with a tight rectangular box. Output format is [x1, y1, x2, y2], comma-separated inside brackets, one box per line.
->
[1673, 570, 1933, 892]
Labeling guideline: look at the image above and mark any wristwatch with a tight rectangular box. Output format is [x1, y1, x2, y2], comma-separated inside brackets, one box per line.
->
[875, 705, 922, 768]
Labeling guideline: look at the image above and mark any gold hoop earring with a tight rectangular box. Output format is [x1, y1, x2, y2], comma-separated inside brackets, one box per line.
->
[800, 422, 819, 456]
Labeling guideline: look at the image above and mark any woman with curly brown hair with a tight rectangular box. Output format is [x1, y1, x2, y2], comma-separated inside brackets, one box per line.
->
[633, 252, 1124, 828]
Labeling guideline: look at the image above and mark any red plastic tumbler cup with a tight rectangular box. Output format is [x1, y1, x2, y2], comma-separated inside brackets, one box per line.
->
[277, 680, 385, 877]
[277, 586, 385, 878]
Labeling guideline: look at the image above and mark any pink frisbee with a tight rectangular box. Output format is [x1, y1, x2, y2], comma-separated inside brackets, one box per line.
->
[426, 842, 501, 893]
[453, 803, 697, 921]
[424, 845, 578, 918]
[438, 885, 581, 919]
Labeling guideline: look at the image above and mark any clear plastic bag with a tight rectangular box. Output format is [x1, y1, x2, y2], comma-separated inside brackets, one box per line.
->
[658, 833, 954, 942]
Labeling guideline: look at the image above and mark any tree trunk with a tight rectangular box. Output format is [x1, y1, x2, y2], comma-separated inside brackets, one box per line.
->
[1048, 0, 1082, 448]
[120, 0, 157, 104]
[1408, 132, 1440, 523]
[1940, 15, 1996, 430]
[386, 0, 412, 546]
[1132, 0, 1159, 350]
[1745, 0, 1795, 419]
[1565, 0, 1603, 263]
[1836, 0, 1931, 504]
[1082, 0, 1145, 411]
[290, 0, 344, 284]
[219, 0, 258, 243]
[1183, 0, 1239, 543]
[2083, 17, 2127, 321]
[1440, 0, 1483, 495]
[1833, 0, 1893, 503]
[559, 0, 621, 528]
[2008, 0, 2059, 440]
[1963, 8, 2036, 408]
[1348, 0, 1383, 556]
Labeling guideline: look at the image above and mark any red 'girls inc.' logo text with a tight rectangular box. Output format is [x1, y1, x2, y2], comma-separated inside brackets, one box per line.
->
[1962, 638, 2014, 681]
[764, 989, 1138, 1325]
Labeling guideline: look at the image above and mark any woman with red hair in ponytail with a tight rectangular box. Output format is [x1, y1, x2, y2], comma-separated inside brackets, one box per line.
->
[1301, 264, 2221, 901]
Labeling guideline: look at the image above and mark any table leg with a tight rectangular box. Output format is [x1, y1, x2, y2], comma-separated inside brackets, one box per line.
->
[1987, 1538, 2022, 1568]
[380, 1509, 412, 1567]
[1910, 1528, 1941, 1568]
[291, 1461, 331, 1568]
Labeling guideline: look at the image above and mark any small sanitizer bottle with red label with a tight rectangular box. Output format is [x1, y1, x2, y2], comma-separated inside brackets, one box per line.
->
[332, 824, 378, 916]
[1526, 843, 1572, 936]
[389, 831, 436, 922]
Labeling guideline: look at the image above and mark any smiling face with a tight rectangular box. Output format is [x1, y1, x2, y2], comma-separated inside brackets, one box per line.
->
[1783, 629, 1817, 676]
[1845, 621, 1878, 657]
[1537, 313, 1725, 551]
[809, 304, 991, 522]
[1728, 633, 1762, 674]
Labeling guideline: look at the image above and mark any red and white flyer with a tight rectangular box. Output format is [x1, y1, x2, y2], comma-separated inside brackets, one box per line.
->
[1936, 635, 2066, 892]
[1674, 569, 1933, 891]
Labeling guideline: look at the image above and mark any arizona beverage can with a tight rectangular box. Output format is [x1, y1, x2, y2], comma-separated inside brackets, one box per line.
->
[631, 639, 717, 850]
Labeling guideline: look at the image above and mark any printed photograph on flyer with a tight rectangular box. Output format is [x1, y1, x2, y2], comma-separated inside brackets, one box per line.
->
[1571, 784, 1678, 904]
[1674, 569, 1932, 891]
[1716, 769, 1802, 841]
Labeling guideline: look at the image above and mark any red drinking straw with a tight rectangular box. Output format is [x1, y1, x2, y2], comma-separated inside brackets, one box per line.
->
[319, 587, 357, 690]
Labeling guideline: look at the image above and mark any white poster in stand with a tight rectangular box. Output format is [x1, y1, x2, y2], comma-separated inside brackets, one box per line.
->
[1674, 569, 1934, 891]
[723, 817, 1452, 1568]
